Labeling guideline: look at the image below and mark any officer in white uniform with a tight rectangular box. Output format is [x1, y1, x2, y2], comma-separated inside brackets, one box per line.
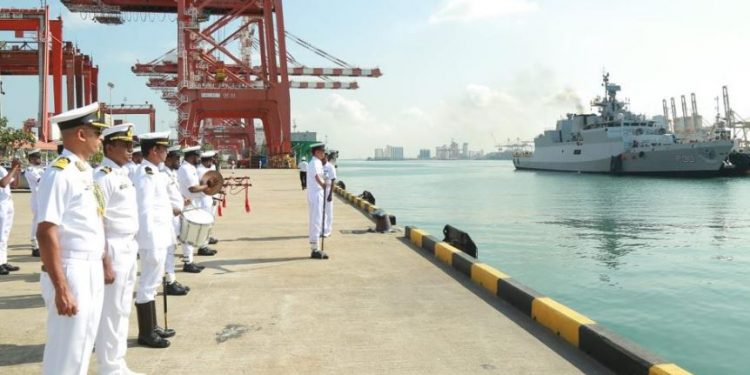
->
[298, 156, 308, 190]
[306, 143, 328, 259]
[162, 145, 191, 294]
[92, 123, 144, 375]
[133, 132, 174, 348]
[0, 157, 21, 274]
[177, 146, 213, 271]
[36, 102, 108, 375]
[124, 147, 141, 181]
[322, 154, 337, 238]
[24, 148, 44, 257]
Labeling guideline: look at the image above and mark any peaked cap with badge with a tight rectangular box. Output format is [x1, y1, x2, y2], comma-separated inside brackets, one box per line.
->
[102, 123, 134, 142]
[200, 150, 216, 159]
[50, 102, 109, 130]
[138, 131, 170, 148]
[182, 145, 201, 157]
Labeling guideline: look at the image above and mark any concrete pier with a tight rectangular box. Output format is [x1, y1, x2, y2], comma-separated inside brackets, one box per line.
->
[0, 169, 610, 374]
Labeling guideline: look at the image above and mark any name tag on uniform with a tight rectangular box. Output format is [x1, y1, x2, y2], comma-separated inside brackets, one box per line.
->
[119, 183, 131, 190]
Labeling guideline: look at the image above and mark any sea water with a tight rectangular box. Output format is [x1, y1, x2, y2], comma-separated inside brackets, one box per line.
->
[337, 159, 750, 375]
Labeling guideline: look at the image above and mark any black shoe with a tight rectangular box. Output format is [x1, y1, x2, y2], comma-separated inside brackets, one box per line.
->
[0, 267, 8, 275]
[197, 247, 216, 256]
[2, 263, 19, 272]
[31, 248, 40, 257]
[208, 237, 219, 245]
[137, 331, 171, 348]
[165, 281, 189, 296]
[310, 250, 329, 260]
[154, 326, 176, 338]
[183, 262, 203, 273]
[195, 263, 205, 270]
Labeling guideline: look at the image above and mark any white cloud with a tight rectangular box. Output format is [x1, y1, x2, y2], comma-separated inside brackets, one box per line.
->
[429, 0, 539, 24]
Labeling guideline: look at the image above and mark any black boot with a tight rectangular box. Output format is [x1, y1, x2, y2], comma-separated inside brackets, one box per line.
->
[165, 281, 189, 296]
[151, 300, 176, 338]
[208, 237, 219, 245]
[31, 248, 40, 257]
[135, 302, 170, 348]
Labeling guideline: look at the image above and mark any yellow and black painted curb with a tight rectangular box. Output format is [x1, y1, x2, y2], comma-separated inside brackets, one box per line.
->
[404, 226, 692, 375]
[333, 185, 380, 216]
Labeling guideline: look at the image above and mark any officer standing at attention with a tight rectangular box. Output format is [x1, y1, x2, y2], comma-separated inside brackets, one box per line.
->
[24, 149, 44, 257]
[36, 102, 109, 374]
[298, 156, 308, 190]
[124, 147, 142, 180]
[177, 146, 215, 267]
[132, 132, 174, 348]
[306, 143, 328, 259]
[162, 145, 193, 292]
[0, 156, 21, 274]
[92, 123, 144, 375]
[322, 154, 337, 238]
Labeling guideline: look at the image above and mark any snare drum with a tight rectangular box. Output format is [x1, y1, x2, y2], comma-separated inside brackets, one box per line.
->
[178, 209, 215, 246]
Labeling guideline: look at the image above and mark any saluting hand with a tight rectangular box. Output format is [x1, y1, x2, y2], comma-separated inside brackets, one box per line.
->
[55, 287, 78, 316]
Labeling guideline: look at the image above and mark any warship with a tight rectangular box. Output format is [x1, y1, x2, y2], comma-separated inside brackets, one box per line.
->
[513, 74, 734, 176]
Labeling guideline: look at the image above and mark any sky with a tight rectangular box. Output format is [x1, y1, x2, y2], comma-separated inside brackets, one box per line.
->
[1, 0, 750, 158]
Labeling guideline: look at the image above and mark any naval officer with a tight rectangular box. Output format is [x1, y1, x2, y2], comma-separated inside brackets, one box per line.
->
[133, 132, 175, 348]
[0, 156, 21, 274]
[306, 143, 328, 259]
[36, 102, 109, 374]
[162, 145, 191, 294]
[92, 123, 144, 375]
[196, 150, 219, 251]
[24, 149, 44, 257]
[124, 147, 142, 181]
[322, 154, 337, 238]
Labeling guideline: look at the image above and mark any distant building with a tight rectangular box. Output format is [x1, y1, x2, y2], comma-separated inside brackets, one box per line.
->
[374, 148, 385, 159]
[418, 149, 431, 159]
[385, 145, 404, 160]
[292, 131, 317, 142]
[462, 143, 469, 159]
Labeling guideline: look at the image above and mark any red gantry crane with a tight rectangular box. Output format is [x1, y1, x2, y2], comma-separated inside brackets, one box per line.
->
[61, 0, 381, 166]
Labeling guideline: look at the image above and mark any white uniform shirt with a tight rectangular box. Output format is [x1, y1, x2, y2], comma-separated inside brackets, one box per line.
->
[177, 161, 201, 202]
[36, 150, 105, 256]
[323, 163, 337, 183]
[298, 160, 308, 171]
[124, 161, 138, 181]
[195, 164, 216, 209]
[94, 158, 138, 237]
[161, 164, 184, 211]
[306, 158, 324, 196]
[0, 166, 12, 203]
[133, 160, 173, 249]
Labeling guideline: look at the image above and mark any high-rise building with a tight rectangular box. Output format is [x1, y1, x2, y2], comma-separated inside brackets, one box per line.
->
[418, 149, 431, 159]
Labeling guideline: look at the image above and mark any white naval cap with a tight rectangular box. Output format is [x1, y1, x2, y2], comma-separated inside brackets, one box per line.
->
[102, 123, 134, 142]
[310, 142, 326, 152]
[27, 148, 41, 156]
[183, 145, 202, 156]
[168, 145, 182, 153]
[201, 150, 217, 158]
[138, 131, 170, 146]
[132, 147, 142, 154]
[50, 102, 108, 130]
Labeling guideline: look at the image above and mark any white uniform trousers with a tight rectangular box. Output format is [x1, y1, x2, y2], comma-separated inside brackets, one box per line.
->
[95, 236, 138, 375]
[324, 186, 333, 237]
[0, 199, 14, 264]
[30, 199, 39, 249]
[199, 196, 214, 248]
[135, 247, 167, 304]
[165, 216, 180, 282]
[40, 256, 104, 375]
[307, 191, 323, 248]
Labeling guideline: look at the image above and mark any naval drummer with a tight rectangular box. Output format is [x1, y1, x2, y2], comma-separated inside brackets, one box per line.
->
[24, 149, 44, 257]
[196, 150, 220, 251]
[177, 146, 213, 272]
[36, 102, 108, 374]
[93, 123, 144, 374]
[133, 132, 175, 348]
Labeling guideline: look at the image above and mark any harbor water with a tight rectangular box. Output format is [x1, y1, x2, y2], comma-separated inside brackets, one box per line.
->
[337, 159, 750, 375]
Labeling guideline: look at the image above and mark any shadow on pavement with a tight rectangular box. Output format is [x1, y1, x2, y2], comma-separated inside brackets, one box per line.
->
[0, 343, 44, 366]
[0, 294, 44, 310]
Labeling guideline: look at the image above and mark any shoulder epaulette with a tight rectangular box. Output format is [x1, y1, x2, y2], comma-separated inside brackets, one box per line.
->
[145, 166, 154, 175]
[51, 157, 70, 170]
[98, 166, 112, 175]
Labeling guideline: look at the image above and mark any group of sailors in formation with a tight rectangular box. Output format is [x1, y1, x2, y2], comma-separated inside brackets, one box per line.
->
[0, 102, 223, 374]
